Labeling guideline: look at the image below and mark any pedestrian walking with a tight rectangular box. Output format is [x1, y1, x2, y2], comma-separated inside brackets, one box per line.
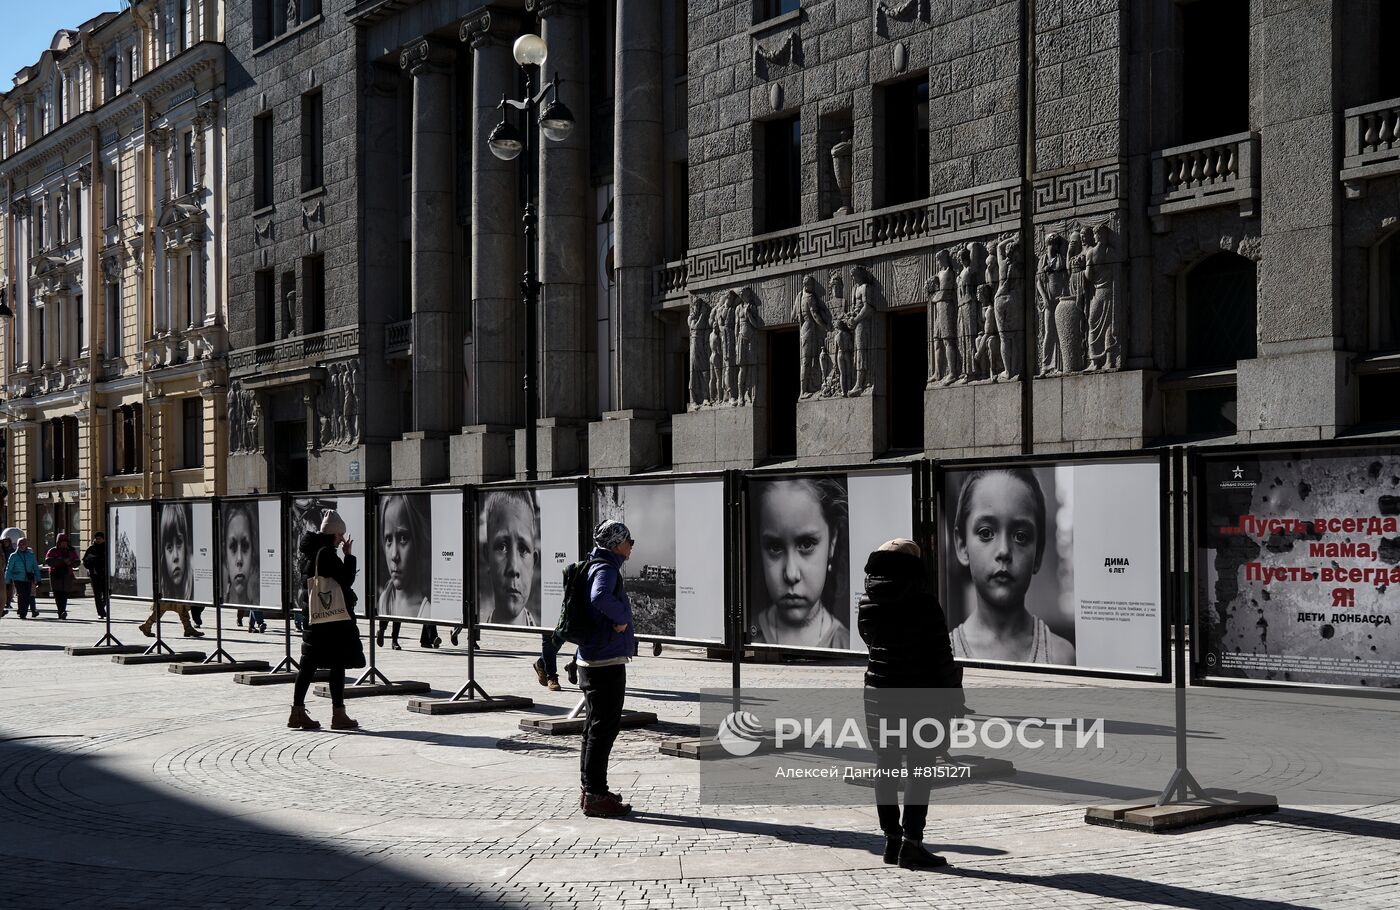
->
[6, 538, 40, 619]
[289, 511, 365, 732]
[0, 534, 14, 616]
[533, 629, 578, 692]
[44, 533, 82, 620]
[856, 538, 963, 871]
[82, 531, 110, 619]
[577, 519, 635, 818]
[376, 618, 402, 650]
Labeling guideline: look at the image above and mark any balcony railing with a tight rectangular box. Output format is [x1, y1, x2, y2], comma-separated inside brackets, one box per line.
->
[1341, 97, 1400, 197]
[227, 325, 359, 374]
[652, 260, 689, 306]
[385, 319, 412, 358]
[1148, 131, 1258, 231]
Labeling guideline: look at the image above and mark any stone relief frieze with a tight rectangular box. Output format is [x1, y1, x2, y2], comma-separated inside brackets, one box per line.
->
[875, 0, 931, 38]
[928, 234, 1024, 385]
[227, 383, 262, 455]
[688, 290, 763, 410]
[316, 360, 361, 452]
[1033, 214, 1123, 375]
[753, 30, 801, 80]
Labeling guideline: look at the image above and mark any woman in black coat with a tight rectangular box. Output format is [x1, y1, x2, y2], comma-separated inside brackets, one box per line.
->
[288, 511, 365, 731]
[857, 538, 963, 871]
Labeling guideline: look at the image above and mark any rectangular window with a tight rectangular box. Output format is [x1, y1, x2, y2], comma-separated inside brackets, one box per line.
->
[181, 397, 203, 469]
[104, 55, 118, 100]
[255, 269, 275, 344]
[882, 77, 929, 206]
[181, 129, 195, 195]
[105, 163, 119, 227]
[301, 90, 324, 193]
[72, 185, 82, 239]
[668, 162, 689, 262]
[303, 255, 326, 334]
[40, 420, 55, 482]
[62, 416, 79, 480]
[761, 115, 802, 232]
[253, 113, 274, 209]
[113, 404, 143, 474]
[75, 294, 84, 357]
[178, 0, 189, 51]
[105, 281, 122, 357]
[1180, 0, 1248, 144]
[758, 0, 800, 21]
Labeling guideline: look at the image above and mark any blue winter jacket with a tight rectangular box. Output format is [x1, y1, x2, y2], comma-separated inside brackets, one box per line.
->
[5, 549, 39, 584]
[577, 546, 634, 663]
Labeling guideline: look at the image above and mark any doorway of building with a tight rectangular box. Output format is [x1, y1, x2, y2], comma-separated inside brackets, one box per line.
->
[272, 420, 308, 493]
[767, 328, 799, 460]
[886, 309, 928, 452]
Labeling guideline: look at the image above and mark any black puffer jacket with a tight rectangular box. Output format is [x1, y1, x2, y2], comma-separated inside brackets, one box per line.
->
[297, 532, 363, 669]
[856, 549, 962, 690]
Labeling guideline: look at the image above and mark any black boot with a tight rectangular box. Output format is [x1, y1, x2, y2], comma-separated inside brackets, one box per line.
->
[883, 833, 902, 865]
[897, 839, 948, 870]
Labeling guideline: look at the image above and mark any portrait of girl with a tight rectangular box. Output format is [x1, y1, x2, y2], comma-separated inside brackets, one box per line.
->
[377, 493, 432, 619]
[160, 504, 195, 602]
[748, 475, 850, 650]
[222, 502, 260, 607]
[947, 468, 1075, 665]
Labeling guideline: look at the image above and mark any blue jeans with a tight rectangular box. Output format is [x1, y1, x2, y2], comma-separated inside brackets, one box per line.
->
[541, 630, 575, 679]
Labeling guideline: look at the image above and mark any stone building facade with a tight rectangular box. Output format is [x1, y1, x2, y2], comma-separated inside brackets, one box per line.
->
[0, 2, 229, 548]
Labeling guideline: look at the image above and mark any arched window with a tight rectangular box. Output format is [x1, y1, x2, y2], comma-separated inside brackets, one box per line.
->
[1183, 252, 1257, 369]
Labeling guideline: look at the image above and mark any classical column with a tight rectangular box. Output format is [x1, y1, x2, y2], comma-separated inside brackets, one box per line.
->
[452, 9, 519, 482]
[590, 0, 665, 473]
[535, 0, 589, 476]
[359, 63, 401, 478]
[400, 37, 458, 436]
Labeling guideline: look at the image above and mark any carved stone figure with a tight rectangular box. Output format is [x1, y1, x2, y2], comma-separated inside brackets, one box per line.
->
[974, 284, 1002, 380]
[793, 276, 833, 398]
[1056, 231, 1088, 373]
[687, 295, 711, 409]
[992, 235, 1023, 381]
[1035, 233, 1068, 376]
[828, 271, 853, 396]
[342, 361, 360, 442]
[708, 307, 724, 405]
[1084, 223, 1120, 371]
[927, 249, 959, 385]
[830, 131, 853, 216]
[720, 290, 739, 403]
[955, 243, 985, 383]
[228, 385, 262, 454]
[847, 265, 877, 395]
[734, 290, 762, 405]
[282, 289, 297, 339]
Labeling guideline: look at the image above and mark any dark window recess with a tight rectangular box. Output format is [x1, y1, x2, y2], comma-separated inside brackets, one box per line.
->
[1180, 0, 1249, 144]
[303, 255, 326, 334]
[181, 398, 204, 470]
[399, 240, 412, 321]
[280, 271, 297, 338]
[253, 0, 288, 46]
[762, 115, 802, 232]
[886, 309, 927, 451]
[105, 281, 122, 357]
[182, 130, 195, 195]
[1185, 387, 1238, 437]
[112, 405, 143, 475]
[253, 113, 274, 209]
[301, 90, 324, 193]
[255, 269, 276, 344]
[882, 77, 929, 206]
[1381, 233, 1400, 349]
[1359, 373, 1400, 425]
[1184, 253, 1257, 369]
[1381, 3, 1400, 102]
[272, 419, 308, 493]
[767, 328, 799, 459]
[758, 0, 800, 21]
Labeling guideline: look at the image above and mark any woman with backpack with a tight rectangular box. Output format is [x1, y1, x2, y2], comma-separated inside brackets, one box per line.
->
[6, 538, 40, 619]
[575, 520, 635, 819]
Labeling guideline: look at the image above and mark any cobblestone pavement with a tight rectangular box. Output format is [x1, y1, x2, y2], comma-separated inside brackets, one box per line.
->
[2, 599, 1396, 909]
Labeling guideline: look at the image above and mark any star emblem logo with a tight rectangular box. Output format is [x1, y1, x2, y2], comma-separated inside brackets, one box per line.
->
[1231, 466, 1244, 480]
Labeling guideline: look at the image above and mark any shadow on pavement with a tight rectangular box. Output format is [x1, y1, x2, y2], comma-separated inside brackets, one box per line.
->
[943, 868, 1319, 910]
[0, 737, 518, 909]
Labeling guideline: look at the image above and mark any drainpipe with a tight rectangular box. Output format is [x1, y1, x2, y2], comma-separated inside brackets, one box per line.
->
[1019, 0, 1037, 456]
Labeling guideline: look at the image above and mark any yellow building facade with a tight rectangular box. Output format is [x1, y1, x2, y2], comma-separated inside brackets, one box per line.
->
[0, 2, 227, 551]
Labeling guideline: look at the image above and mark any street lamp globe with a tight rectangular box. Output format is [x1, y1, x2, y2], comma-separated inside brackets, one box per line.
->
[488, 119, 524, 161]
[539, 99, 575, 142]
[512, 34, 548, 67]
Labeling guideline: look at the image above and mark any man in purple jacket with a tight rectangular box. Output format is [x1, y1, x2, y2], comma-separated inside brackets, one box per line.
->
[579, 519, 636, 818]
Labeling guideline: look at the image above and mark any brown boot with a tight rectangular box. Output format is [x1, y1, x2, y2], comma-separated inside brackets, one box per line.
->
[582, 791, 632, 818]
[138, 623, 154, 638]
[331, 707, 359, 730]
[547, 677, 562, 692]
[287, 705, 321, 730]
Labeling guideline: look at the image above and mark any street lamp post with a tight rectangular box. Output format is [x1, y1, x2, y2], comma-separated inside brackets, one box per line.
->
[487, 32, 574, 481]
